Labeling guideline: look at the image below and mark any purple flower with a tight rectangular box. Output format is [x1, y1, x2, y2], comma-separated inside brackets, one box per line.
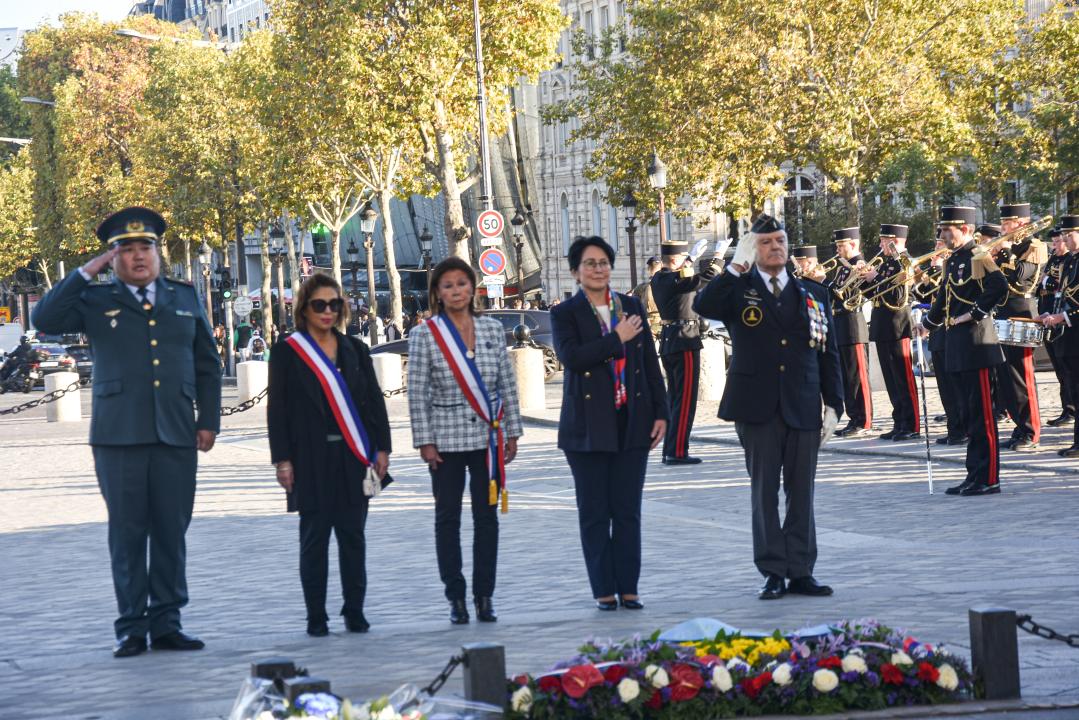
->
[865, 671, 880, 687]
[886, 692, 897, 706]
[841, 671, 860, 683]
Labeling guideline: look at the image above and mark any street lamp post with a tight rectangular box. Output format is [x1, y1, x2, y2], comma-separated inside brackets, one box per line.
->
[360, 203, 379, 318]
[419, 225, 433, 286]
[269, 224, 287, 332]
[622, 190, 640, 287]
[346, 239, 361, 312]
[511, 210, 526, 304]
[648, 151, 668, 245]
[198, 242, 213, 322]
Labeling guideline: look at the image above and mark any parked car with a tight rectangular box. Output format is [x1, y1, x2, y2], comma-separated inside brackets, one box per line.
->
[29, 343, 77, 385]
[65, 344, 94, 381]
[372, 309, 561, 381]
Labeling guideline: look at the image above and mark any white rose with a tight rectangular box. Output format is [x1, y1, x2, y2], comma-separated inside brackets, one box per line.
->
[511, 685, 533, 712]
[772, 663, 793, 686]
[726, 657, 750, 672]
[644, 664, 669, 688]
[812, 669, 839, 693]
[351, 704, 372, 720]
[936, 663, 959, 691]
[617, 677, 641, 702]
[841, 654, 868, 674]
[890, 651, 913, 666]
[712, 665, 733, 692]
[256, 713, 276, 720]
[375, 707, 400, 720]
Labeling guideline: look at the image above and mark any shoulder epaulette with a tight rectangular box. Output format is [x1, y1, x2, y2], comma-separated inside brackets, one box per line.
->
[164, 276, 195, 287]
[1020, 239, 1049, 266]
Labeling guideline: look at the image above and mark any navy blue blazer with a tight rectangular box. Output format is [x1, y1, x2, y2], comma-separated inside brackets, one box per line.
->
[551, 290, 669, 452]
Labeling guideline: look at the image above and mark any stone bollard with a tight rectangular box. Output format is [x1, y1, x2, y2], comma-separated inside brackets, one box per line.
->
[462, 643, 506, 714]
[282, 676, 331, 703]
[969, 607, 1021, 699]
[698, 336, 727, 402]
[237, 361, 269, 404]
[45, 371, 81, 423]
[371, 353, 403, 393]
[509, 346, 545, 412]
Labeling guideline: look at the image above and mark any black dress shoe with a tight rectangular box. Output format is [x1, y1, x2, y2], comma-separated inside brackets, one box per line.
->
[935, 436, 952, 445]
[307, 620, 329, 637]
[474, 597, 497, 622]
[449, 599, 470, 625]
[878, 429, 899, 440]
[892, 431, 921, 441]
[933, 414, 948, 422]
[344, 613, 370, 633]
[947, 435, 969, 445]
[595, 598, 618, 611]
[945, 478, 975, 495]
[1059, 445, 1079, 457]
[150, 631, 205, 651]
[837, 426, 873, 438]
[959, 482, 1001, 496]
[113, 634, 147, 658]
[662, 456, 702, 465]
[787, 576, 833, 596]
[758, 574, 786, 600]
[1047, 412, 1074, 427]
[1010, 437, 1038, 452]
[619, 597, 644, 610]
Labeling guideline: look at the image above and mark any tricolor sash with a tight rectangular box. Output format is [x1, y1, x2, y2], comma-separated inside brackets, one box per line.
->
[425, 315, 508, 513]
[285, 331, 373, 467]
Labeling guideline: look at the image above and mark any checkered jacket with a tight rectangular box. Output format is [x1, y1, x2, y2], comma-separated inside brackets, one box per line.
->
[407, 316, 524, 451]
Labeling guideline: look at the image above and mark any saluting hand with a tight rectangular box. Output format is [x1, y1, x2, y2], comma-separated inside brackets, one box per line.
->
[615, 314, 643, 343]
[81, 246, 120, 278]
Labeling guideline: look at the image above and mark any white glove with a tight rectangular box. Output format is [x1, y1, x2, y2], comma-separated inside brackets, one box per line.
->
[363, 466, 382, 498]
[820, 406, 839, 448]
[714, 238, 733, 260]
[688, 238, 709, 262]
[731, 237, 757, 268]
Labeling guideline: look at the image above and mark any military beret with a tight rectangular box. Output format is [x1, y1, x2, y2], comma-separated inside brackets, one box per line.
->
[937, 206, 977, 226]
[790, 245, 818, 259]
[750, 214, 784, 234]
[999, 203, 1031, 220]
[96, 206, 166, 246]
[879, 224, 909, 239]
[832, 227, 860, 242]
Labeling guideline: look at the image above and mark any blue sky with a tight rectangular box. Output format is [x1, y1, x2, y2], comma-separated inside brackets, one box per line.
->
[2, 1, 134, 31]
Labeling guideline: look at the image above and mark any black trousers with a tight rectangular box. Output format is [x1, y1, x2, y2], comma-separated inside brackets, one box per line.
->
[997, 345, 1042, 443]
[564, 447, 649, 598]
[735, 415, 819, 579]
[838, 343, 873, 429]
[1045, 340, 1075, 416]
[662, 350, 700, 458]
[955, 368, 1001, 487]
[298, 443, 368, 623]
[1061, 355, 1079, 446]
[431, 449, 498, 601]
[92, 444, 197, 640]
[876, 338, 919, 433]
[932, 350, 967, 439]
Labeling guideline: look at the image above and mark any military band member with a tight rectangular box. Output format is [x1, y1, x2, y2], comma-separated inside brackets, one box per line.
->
[861, 225, 920, 440]
[1039, 216, 1079, 456]
[993, 203, 1046, 451]
[1040, 227, 1074, 426]
[920, 206, 1008, 495]
[790, 244, 819, 277]
[693, 214, 843, 599]
[824, 227, 874, 437]
[650, 240, 718, 464]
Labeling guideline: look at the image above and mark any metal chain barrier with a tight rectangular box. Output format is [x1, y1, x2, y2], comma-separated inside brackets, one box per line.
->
[418, 654, 466, 698]
[220, 387, 268, 416]
[1017, 614, 1079, 648]
[383, 386, 407, 398]
[0, 379, 82, 416]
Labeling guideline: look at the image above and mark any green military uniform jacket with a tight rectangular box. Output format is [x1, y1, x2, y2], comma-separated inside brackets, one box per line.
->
[31, 272, 222, 447]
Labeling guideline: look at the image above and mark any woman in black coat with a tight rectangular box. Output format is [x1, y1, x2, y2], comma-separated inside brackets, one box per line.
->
[268, 274, 391, 637]
[551, 236, 668, 611]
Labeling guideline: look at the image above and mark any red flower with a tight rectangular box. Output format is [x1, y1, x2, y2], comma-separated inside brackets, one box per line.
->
[645, 690, 663, 710]
[740, 672, 772, 700]
[561, 664, 604, 699]
[698, 654, 721, 666]
[513, 674, 531, 686]
[881, 663, 905, 685]
[818, 656, 842, 670]
[917, 662, 940, 683]
[538, 675, 562, 694]
[603, 664, 628, 684]
[669, 664, 704, 702]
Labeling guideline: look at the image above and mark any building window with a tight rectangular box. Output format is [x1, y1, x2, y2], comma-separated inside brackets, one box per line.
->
[560, 194, 571, 256]
[591, 190, 603, 236]
[1004, 180, 1019, 204]
[584, 10, 595, 59]
[1068, 188, 1079, 214]
[608, 204, 619, 252]
[783, 174, 816, 245]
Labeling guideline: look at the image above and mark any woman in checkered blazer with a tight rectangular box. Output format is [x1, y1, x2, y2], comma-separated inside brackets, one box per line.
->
[407, 257, 523, 625]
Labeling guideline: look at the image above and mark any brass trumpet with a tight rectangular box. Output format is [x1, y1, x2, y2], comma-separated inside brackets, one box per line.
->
[791, 254, 839, 279]
[859, 247, 951, 302]
[976, 215, 1054, 254]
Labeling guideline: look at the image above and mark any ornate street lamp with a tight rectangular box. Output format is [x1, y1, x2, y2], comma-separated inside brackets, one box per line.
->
[198, 241, 213, 321]
[419, 225, 433, 280]
[511, 210, 526, 304]
[269, 223, 287, 330]
[647, 150, 668, 245]
[622, 190, 639, 287]
[359, 203, 378, 318]
[346, 238, 361, 311]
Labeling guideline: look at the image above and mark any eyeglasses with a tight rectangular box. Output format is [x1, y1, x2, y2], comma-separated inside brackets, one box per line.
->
[580, 259, 612, 271]
[309, 298, 344, 314]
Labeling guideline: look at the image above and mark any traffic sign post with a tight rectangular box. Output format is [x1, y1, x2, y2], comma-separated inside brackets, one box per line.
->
[486, 283, 504, 300]
[479, 248, 508, 276]
[476, 209, 504, 240]
[233, 296, 254, 317]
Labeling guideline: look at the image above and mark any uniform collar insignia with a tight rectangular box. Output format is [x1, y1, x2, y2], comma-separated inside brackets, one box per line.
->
[105, 309, 121, 317]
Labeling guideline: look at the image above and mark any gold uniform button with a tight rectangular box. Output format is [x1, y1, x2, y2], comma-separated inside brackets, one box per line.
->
[584, 371, 591, 378]
[781, 338, 787, 346]
[154, 380, 161, 388]
[153, 359, 160, 366]
[779, 365, 786, 372]
[149, 319, 157, 327]
[150, 339, 158, 347]
[584, 394, 592, 400]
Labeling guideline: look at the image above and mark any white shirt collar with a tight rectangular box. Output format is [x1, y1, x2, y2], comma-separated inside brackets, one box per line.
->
[125, 280, 156, 304]
[756, 265, 789, 292]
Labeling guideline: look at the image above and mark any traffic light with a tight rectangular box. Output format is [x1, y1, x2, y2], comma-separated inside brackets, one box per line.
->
[222, 287, 233, 300]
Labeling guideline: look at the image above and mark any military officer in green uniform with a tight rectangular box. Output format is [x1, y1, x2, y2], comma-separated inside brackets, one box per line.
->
[32, 207, 222, 658]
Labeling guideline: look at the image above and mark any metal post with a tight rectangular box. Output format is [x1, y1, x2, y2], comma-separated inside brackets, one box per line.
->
[657, 190, 668, 245]
[225, 298, 235, 376]
[969, 607, 1021, 699]
[364, 233, 378, 318]
[202, 267, 213, 323]
[275, 257, 287, 332]
[626, 221, 639, 287]
[515, 238, 524, 302]
[472, 0, 493, 211]
[462, 643, 506, 712]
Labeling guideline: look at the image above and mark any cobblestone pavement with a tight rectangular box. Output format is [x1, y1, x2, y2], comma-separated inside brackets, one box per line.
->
[2, 372, 1078, 719]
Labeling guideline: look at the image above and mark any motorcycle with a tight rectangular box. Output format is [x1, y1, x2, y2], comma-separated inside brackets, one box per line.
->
[0, 361, 42, 394]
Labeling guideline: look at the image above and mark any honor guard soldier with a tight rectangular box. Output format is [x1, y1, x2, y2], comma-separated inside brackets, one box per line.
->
[651, 239, 718, 464]
[993, 203, 1047, 451]
[1040, 226, 1074, 426]
[824, 227, 874, 437]
[1039, 216, 1079, 456]
[920, 206, 1007, 495]
[862, 225, 920, 441]
[31, 207, 222, 657]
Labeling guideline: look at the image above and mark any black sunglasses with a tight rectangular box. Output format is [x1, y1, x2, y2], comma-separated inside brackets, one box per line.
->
[309, 298, 344, 313]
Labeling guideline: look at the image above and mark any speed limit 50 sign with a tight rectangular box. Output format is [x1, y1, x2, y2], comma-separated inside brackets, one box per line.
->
[476, 209, 504, 239]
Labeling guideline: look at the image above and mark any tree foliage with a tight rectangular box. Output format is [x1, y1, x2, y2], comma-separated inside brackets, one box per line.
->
[0, 147, 36, 279]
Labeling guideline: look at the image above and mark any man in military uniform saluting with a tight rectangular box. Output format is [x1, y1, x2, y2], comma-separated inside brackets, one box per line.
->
[651, 239, 717, 464]
[32, 207, 222, 657]
[824, 227, 874, 437]
[1040, 226, 1074, 426]
[919, 206, 1007, 495]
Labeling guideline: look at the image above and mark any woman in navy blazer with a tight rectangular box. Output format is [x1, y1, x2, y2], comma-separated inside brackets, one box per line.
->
[551, 236, 669, 611]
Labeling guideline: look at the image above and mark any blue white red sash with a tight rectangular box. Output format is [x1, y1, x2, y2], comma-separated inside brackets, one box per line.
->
[425, 315, 508, 512]
[285, 331, 373, 467]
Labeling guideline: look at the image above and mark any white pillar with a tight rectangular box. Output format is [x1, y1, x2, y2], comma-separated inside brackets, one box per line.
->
[698, 336, 727, 402]
[237, 360, 269, 403]
[45, 371, 81, 422]
[509, 346, 545, 412]
[371, 353, 402, 393]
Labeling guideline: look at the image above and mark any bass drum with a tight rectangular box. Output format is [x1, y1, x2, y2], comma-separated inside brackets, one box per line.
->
[994, 317, 1045, 347]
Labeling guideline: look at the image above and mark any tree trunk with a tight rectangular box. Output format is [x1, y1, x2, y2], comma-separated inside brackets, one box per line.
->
[259, 227, 273, 340]
[283, 209, 301, 299]
[183, 239, 193, 281]
[433, 99, 472, 262]
[377, 190, 403, 334]
[841, 177, 861, 227]
[159, 242, 172, 272]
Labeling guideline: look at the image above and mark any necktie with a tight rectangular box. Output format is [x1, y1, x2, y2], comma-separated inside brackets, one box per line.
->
[137, 286, 152, 311]
[770, 276, 782, 298]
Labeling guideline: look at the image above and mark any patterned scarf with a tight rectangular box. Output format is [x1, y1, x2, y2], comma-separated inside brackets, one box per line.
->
[585, 287, 628, 408]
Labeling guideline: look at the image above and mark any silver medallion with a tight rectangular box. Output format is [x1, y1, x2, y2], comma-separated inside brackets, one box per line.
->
[110, 319, 118, 329]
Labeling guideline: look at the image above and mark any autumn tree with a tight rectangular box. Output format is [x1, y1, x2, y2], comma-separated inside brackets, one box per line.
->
[0, 147, 37, 280]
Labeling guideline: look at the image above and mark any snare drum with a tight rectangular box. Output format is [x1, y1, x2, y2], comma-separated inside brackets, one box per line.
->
[994, 317, 1045, 347]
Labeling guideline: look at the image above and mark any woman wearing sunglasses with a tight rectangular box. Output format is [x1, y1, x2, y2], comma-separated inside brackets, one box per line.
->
[550, 236, 668, 611]
[407, 257, 523, 625]
[267, 273, 392, 637]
